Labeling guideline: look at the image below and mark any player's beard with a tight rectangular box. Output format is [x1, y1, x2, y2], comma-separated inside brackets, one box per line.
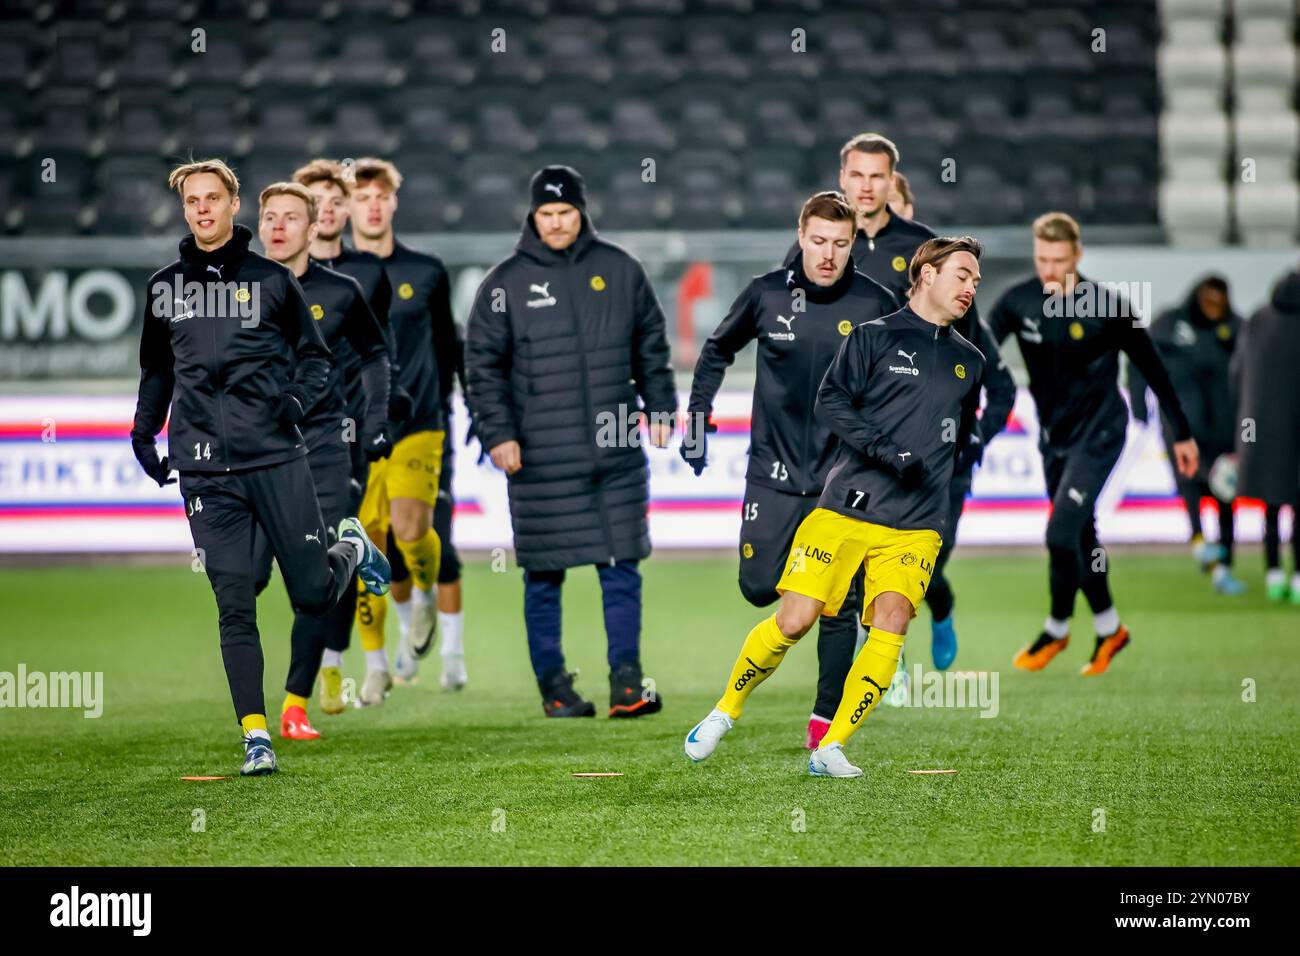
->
[315, 222, 344, 243]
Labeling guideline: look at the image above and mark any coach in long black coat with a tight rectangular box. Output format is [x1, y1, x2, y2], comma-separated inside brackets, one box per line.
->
[466, 166, 676, 717]
[1234, 268, 1300, 508]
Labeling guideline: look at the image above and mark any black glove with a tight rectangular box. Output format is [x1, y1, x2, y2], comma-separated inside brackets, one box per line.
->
[957, 433, 985, 473]
[884, 450, 927, 491]
[131, 436, 176, 488]
[275, 390, 307, 427]
[388, 386, 413, 424]
[679, 412, 717, 477]
[465, 412, 488, 465]
[364, 427, 393, 462]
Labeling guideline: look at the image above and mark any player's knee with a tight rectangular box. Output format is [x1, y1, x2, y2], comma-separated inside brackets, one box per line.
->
[211, 575, 257, 639]
[775, 596, 820, 639]
[872, 592, 913, 634]
[287, 579, 333, 617]
[1045, 515, 1083, 553]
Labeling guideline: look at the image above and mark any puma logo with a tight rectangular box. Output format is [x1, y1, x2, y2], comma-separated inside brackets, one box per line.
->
[776, 315, 795, 330]
[543, 183, 563, 196]
[896, 348, 917, 365]
[898, 451, 911, 461]
[1068, 487, 1085, 505]
[305, 530, 321, 543]
[206, 264, 222, 278]
[529, 282, 550, 297]
[1021, 316, 1043, 343]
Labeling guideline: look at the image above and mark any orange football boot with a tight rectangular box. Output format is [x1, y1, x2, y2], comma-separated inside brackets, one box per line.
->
[1080, 626, 1130, 676]
[1013, 632, 1070, 671]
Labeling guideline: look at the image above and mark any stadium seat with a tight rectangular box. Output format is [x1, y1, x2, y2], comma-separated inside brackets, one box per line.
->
[323, 102, 400, 156]
[104, 93, 178, 157]
[20, 153, 92, 235]
[1233, 180, 1300, 245]
[683, 24, 748, 82]
[332, 34, 404, 88]
[114, 26, 184, 90]
[30, 88, 101, 156]
[94, 156, 175, 234]
[1160, 179, 1230, 244]
[609, 99, 677, 151]
[249, 102, 321, 155]
[184, 91, 252, 157]
[404, 24, 477, 87]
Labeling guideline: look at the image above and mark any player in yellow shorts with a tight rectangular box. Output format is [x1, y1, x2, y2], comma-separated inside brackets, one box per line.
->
[348, 158, 459, 705]
[683, 236, 989, 777]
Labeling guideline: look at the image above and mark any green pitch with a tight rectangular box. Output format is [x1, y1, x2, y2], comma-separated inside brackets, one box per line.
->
[1, 552, 1296, 866]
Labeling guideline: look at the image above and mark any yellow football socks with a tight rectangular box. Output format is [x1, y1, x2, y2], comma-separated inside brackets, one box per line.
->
[356, 582, 387, 652]
[240, 713, 268, 735]
[394, 528, 441, 592]
[819, 627, 905, 749]
[716, 614, 799, 718]
[281, 693, 308, 714]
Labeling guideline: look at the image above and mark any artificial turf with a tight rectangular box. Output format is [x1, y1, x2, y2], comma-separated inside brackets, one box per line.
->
[1, 551, 1296, 865]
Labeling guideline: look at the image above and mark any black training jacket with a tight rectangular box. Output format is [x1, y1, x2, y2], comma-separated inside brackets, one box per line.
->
[988, 274, 1191, 448]
[688, 259, 899, 495]
[295, 261, 390, 452]
[816, 306, 986, 536]
[786, 212, 936, 302]
[380, 238, 458, 439]
[951, 307, 1017, 455]
[312, 246, 397, 412]
[132, 224, 329, 474]
[1127, 288, 1240, 462]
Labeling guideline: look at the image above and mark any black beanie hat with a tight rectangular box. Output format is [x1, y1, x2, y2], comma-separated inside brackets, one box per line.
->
[529, 165, 587, 212]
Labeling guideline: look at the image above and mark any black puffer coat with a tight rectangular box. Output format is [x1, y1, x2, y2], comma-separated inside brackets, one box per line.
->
[1235, 269, 1300, 505]
[465, 214, 677, 571]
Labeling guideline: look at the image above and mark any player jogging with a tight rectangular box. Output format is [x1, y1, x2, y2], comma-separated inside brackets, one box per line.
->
[987, 212, 1198, 675]
[785, 133, 936, 303]
[253, 182, 391, 739]
[292, 158, 406, 712]
[682, 191, 898, 749]
[684, 236, 987, 778]
[131, 160, 390, 776]
[347, 158, 458, 705]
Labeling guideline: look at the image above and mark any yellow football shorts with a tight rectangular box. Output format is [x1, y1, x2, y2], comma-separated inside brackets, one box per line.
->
[775, 507, 942, 623]
[358, 429, 444, 536]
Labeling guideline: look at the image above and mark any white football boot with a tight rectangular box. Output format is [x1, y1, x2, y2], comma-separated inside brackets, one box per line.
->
[409, 588, 438, 659]
[809, 741, 863, 778]
[441, 651, 467, 691]
[359, 668, 392, 707]
[684, 708, 734, 762]
[393, 632, 419, 682]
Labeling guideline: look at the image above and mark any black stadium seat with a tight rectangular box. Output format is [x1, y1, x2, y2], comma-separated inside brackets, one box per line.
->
[10, 0, 1164, 233]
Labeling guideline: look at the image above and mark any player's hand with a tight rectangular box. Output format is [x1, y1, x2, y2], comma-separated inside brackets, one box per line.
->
[1173, 438, 1199, 479]
[886, 451, 927, 490]
[275, 391, 306, 427]
[649, 420, 672, 449]
[131, 437, 176, 487]
[364, 428, 393, 462]
[958, 433, 984, 472]
[490, 439, 522, 475]
[388, 387, 413, 424]
[679, 412, 717, 477]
